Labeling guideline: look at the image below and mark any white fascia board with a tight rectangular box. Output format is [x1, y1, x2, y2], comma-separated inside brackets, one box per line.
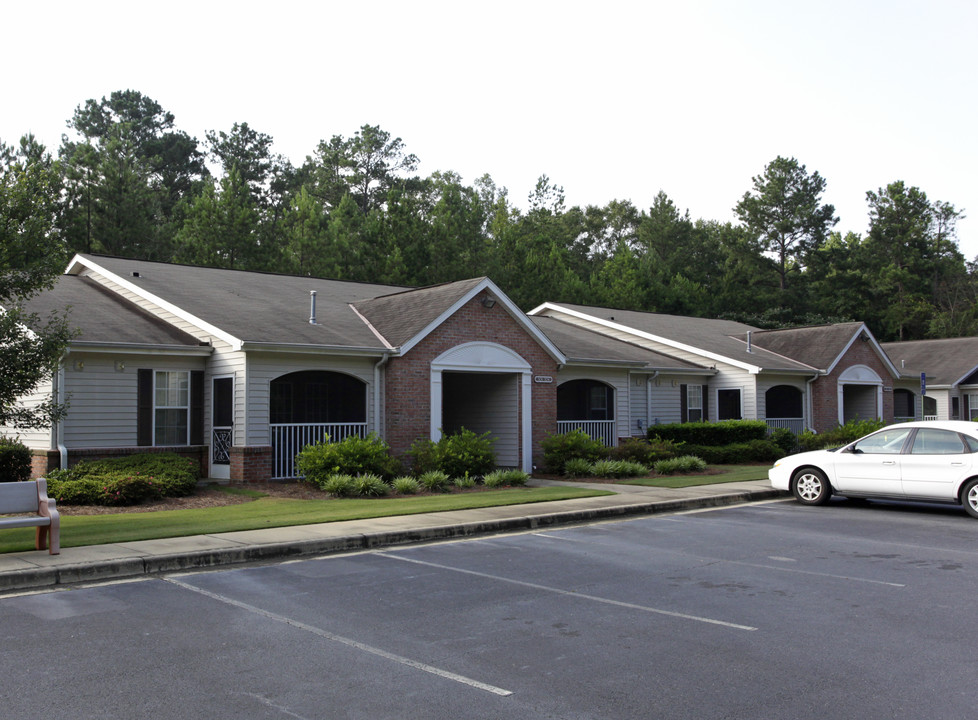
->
[67, 254, 243, 351]
[531, 303, 762, 374]
[70, 341, 213, 356]
[825, 324, 901, 378]
[951, 366, 978, 387]
[240, 342, 395, 357]
[399, 279, 567, 363]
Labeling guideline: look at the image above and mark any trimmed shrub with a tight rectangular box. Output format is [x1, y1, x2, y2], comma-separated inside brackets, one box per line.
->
[680, 439, 783, 464]
[392, 476, 421, 495]
[437, 429, 496, 479]
[483, 469, 529, 488]
[408, 428, 496, 479]
[418, 470, 450, 492]
[541, 429, 606, 474]
[797, 419, 886, 452]
[648, 420, 769, 445]
[46, 452, 200, 505]
[0, 437, 32, 482]
[563, 458, 593, 478]
[654, 455, 708, 475]
[769, 427, 797, 454]
[296, 433, 402, 483]
[607, 437, 679, 465]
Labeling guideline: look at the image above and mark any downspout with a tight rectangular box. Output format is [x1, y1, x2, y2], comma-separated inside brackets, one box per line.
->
[646, 371, 659, 431]
[805, 372, 820, 433]
[373, 352, 390, 438]
[56, 363, 68, 470]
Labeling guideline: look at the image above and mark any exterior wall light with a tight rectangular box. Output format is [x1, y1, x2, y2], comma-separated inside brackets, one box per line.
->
[482, 296, 496, 308]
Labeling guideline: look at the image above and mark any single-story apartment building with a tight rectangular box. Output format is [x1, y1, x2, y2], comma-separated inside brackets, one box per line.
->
[2, 254, 968, 482]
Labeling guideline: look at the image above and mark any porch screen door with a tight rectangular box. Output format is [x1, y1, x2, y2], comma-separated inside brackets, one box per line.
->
[211, 377, 233, 479]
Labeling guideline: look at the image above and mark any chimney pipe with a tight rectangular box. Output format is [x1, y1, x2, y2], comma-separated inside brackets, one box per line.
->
[309, 290, 317, 325]
[746, 331, 752, 353]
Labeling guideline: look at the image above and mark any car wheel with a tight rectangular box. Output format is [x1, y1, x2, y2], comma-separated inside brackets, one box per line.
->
[961, 479, 978, 519]
[792, 468, 831, 506]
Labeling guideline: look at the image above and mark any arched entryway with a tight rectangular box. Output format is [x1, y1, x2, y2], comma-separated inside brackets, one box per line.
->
[431, 342, 532, 471]
[557, 379, 616, 446]
[837, 365, 882, 424]
[269, 370, 367, 478]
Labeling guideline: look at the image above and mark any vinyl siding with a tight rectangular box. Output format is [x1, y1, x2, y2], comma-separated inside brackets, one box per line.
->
[443, 373, 519, 467]
[62, 353, 205, 447]
[1, 378, 54, 450]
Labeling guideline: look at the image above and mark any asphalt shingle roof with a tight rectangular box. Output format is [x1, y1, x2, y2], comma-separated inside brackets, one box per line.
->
[881, 337, 978, 385]
[21, 275, 202, 347]
[353, 278, 487, 347]
[531, 316, 706, 369]
[742, 322, 867, 371]
[74, 255, 410, 349]
[542, 303, 816, 372]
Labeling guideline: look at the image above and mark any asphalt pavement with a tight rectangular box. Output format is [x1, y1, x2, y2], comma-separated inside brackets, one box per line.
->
[0, 478, 783, 593]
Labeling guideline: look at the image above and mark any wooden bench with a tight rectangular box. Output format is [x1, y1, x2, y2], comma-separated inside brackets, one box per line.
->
[0, 479, 60, 554]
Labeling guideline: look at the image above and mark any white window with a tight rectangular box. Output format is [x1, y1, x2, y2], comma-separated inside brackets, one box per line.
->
[969, 395, 978, 421]
[155, 371, 190, 445]
[687, 385, 703, 422]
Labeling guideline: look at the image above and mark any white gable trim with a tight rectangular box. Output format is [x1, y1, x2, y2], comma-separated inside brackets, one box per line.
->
[824, 324, 900, 378]
[399, 279, 566, 363]
[529, 302, 762, 374]
[66, 255, 244, 351]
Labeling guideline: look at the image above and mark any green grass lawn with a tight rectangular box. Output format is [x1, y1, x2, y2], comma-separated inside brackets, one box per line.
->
[585, 464, 771, 488]
[0, 486, 610, 554]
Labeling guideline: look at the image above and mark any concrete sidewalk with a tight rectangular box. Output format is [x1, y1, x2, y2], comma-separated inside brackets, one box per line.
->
[0, 479, 785, 594]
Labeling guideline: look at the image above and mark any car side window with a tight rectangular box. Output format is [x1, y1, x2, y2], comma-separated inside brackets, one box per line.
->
[910, 429, 967, 455]
[966, 436, 978, 453]
[851, 428, 912, 454]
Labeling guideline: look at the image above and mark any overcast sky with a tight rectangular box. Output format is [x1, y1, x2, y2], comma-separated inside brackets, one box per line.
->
[6, 0, 977, 257]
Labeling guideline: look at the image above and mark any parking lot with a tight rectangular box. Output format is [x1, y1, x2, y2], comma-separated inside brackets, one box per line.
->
[4, 497, 978, 719]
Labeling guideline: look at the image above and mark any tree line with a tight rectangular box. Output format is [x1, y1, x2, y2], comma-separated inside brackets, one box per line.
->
[3, 89, 975, 344]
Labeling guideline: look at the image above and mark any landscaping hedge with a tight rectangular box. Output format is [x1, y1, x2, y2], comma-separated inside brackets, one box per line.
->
[648, 420, 769, 445]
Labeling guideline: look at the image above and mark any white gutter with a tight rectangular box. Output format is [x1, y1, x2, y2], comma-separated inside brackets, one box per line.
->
[646, 371, 659, 431]
[806, 371, 822, 432]
[55, 362, 68, 470]
[373, 352, 390, 437]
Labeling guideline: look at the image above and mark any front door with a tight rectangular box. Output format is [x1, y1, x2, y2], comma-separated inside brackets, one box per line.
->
[211, 376, 233, 480]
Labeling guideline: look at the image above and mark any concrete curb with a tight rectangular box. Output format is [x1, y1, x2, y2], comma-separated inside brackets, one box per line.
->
[0, 486, 786, 593]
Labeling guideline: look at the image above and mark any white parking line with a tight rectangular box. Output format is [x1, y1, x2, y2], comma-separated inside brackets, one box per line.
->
[162, 577, 513, 697]
[377, 553, 757, 632]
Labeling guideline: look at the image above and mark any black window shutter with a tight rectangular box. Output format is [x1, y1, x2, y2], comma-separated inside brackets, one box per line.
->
[190, 371, 204, 445]
[137, 369, 153, 446]
[680, 384, 688, 423]
[702, 385, 709, 422]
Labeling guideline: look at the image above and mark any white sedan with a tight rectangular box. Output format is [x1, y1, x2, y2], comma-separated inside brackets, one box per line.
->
[769, 420, 978, 517]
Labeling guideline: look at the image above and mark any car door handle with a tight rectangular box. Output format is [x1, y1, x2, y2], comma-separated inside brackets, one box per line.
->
[882, 460, 896, 465]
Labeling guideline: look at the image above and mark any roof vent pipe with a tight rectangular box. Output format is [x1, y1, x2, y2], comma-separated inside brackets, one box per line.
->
[746, 331, 753, 353]
[309, 290, 317, 325]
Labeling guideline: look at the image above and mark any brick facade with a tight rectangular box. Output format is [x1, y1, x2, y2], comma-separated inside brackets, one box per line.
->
[230, 445, 272, 483]
[384, 295, 559, 468]
[810, 340, 896, 432]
